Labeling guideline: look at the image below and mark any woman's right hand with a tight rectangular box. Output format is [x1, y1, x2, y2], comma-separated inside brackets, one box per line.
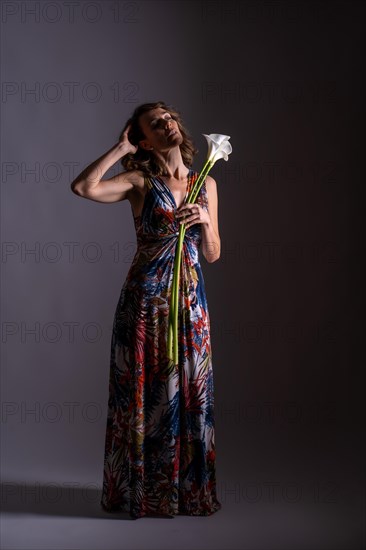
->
[117, 123, 138, 156]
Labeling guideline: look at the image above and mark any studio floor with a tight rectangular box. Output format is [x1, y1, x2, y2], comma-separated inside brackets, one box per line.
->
[1, 477, 362, 550]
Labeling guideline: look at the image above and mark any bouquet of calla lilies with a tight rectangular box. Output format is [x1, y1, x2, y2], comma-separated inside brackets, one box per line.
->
[167, 133, 233, 364]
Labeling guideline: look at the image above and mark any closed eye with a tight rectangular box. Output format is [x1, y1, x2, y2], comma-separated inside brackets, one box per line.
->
[151, 114, 173, 128]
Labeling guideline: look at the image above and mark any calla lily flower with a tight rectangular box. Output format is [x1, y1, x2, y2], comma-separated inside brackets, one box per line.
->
[203, 133, 233, 163]
[167, 133, 232, 364]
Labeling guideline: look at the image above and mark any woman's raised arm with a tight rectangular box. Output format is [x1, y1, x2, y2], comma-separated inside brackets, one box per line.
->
[70, 124, 139, 203]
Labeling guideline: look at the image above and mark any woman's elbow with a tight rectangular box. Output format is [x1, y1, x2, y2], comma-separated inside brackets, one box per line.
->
[204, 248, 221, 263]
[70, 180, 84, 196]
[207, 256, 220, 263]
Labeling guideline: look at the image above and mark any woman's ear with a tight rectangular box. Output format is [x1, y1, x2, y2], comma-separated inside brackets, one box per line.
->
[139, 140, 154, 151]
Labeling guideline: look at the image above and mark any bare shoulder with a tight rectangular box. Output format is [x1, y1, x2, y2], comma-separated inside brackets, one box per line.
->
[204, 174, 220, 237]
[205, 175, 218, 198]
[205, 174, 217, 187]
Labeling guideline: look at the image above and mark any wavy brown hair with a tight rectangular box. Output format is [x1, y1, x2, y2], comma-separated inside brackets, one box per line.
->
[119, 101, 198, 177]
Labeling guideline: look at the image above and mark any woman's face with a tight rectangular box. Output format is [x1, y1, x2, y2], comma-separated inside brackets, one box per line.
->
[137, 107, 183, 152]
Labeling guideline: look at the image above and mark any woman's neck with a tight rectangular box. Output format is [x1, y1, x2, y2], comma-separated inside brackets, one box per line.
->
[154, 147, 188, 180]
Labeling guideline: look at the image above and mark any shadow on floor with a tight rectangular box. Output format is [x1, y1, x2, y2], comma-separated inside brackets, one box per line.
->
[0, 481, 136, 520]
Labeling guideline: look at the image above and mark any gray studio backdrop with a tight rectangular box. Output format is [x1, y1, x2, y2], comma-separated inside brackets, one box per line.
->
[1, 1, 364, 548]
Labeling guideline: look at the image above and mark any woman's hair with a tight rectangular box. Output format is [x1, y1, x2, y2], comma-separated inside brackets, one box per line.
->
[118, 101, 198, 176]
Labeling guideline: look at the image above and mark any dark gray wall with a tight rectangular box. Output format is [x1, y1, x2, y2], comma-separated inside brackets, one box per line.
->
[1, 1, 364, 548]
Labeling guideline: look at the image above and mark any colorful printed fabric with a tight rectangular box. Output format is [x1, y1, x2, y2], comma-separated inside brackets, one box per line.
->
[100, 169, 222, 519]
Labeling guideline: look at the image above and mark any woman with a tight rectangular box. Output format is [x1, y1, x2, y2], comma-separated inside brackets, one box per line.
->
[71, 101, 222, 519]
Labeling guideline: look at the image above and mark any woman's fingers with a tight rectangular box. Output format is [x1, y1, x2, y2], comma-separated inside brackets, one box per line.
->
[177, 204, 211, 228]
[121, 123, 138, 153]
[177, 205, 200, 225]
[178, 205, 199, 215]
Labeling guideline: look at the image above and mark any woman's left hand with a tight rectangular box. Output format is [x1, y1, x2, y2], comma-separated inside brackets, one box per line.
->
[176, 203, 211, 229]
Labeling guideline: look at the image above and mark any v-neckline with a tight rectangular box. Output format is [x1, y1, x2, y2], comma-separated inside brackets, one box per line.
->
[155, 169, 192, 210]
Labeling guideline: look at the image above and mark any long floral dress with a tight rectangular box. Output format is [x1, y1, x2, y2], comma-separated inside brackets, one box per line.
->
[100, 168, 221, 519]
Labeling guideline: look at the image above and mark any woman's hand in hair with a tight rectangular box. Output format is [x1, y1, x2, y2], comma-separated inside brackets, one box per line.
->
[118, 123, 138, 156]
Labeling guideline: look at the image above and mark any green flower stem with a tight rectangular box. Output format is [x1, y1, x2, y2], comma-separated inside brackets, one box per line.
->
[171, 223, 186, 364]
[167, 158, 216, 363]
[167, 217, 188, 363]
[188, 159, 215, 204]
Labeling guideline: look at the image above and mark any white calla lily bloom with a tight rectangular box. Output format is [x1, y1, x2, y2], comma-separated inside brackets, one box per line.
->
[203, 133, 232, 163]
